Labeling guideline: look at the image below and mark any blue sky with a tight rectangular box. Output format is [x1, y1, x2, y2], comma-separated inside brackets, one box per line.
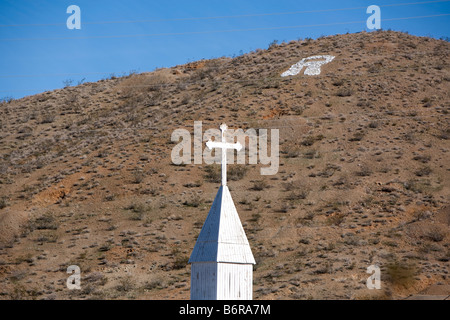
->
[0, 0, 449, 99]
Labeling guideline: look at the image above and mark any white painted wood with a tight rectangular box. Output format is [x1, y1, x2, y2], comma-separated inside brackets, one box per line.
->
[189, 186, 255, 264]
[190, 262, 253, 300]
[189, 186, 255, 300]
[205, 123, 242, 186]
[190, 123, 255, 300]
[190, 262, 217, 300]
[216, 263, 253, 300]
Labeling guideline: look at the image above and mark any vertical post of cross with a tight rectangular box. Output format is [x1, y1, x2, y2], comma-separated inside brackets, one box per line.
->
[219, 124, 227, 186]
[206, 123, 243, 186]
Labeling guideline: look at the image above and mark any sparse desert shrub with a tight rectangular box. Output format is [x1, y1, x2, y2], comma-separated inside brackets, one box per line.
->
[282, 143, 301, 158]
[187, 60, 221, 81]
[282, 180, 302, 192]
[367, 62, 383, 73]
[268, 39, 279, 49]
[312, 261, 333, 274]
[326, 213, 346, 226]
[248, 213, 261, 222]
[171, 248, 189, 270]
[0, 96, 14, 104]
[14, 254, 34, 265]
[204, 165, 221, 183]
[332, 79, 345, 86]
[341, 233, 359, 246]
[140, 186, 160, 196]
[291, 105, 305, 115]
[29, 212, 59, 231]
[275, 203, 290, 213]
[10, 283, 39, 300]
[183, 193, 202, 207]
[228, 165, 248, 181]
[291, 210, 312, 226]
[348, 131, 365, 141]
[424, 226, 446, 242]
[104, 193, 116, 201]
[180, 93, 191, 105]
[412, 208, 432, 221]
[412, 155, 431, 163]
[98, 243, 112, 252]
[39, 113, 55, 124]
[143, 278, 165, 290]
[421, 97, 432, 108]
[131, 168, 145, 184]
[183, 181, 202, 188]
[35, 231, 58, 243]
[332, 176, 350, 189]
[336, 88, 353, 97]
[304, 149, 320, 159]
[355, 165, 372, 177]
[251, 180, 268, 191]
[317, 163, 341, 178]
[437, 127, 449, 140]
[282, 180, 309, 200]
[18, 126, 33, 135]
[173, 256, 189, 270]
[385, 261, 417, 288]
[62, 79, 74, 87]
[0, 197, 8, 209]
[301, 134, 325, 146]
[115, 275, 135, 292]
[414, 166, 432, 177]
[9, 269, 28, 282]
[404, 179, 429, 193]
[125, 201, 148, 220]
[301, 136, 316, 147]
[368, 121, 380, 128]
[130, 73, 169, 94]
[403, 131, 416, 143]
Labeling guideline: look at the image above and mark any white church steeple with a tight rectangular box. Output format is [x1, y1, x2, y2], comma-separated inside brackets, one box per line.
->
[189, 123, 256, 300]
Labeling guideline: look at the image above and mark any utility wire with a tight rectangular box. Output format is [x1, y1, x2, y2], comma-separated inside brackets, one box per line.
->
[0, 71, 137, 79]
[0, 0, 448, 27]
[1, 14, 449, 41]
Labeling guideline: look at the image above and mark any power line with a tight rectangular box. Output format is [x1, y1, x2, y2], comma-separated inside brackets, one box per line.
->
[0, 71, 138, 79]
[1, 14, 449, 41]
[0, 0, 448, 27]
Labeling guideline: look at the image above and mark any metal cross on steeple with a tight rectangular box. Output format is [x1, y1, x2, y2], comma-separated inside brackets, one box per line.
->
[206, 124, 242, 186]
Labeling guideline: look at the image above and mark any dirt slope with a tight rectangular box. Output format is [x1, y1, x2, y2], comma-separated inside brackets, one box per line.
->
[0, 30, 449, 300]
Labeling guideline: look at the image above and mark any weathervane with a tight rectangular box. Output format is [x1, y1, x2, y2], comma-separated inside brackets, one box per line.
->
[206, 124, 242, 186]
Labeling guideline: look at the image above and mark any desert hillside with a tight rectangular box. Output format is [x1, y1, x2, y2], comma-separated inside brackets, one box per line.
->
[0, 30, 449, 300]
